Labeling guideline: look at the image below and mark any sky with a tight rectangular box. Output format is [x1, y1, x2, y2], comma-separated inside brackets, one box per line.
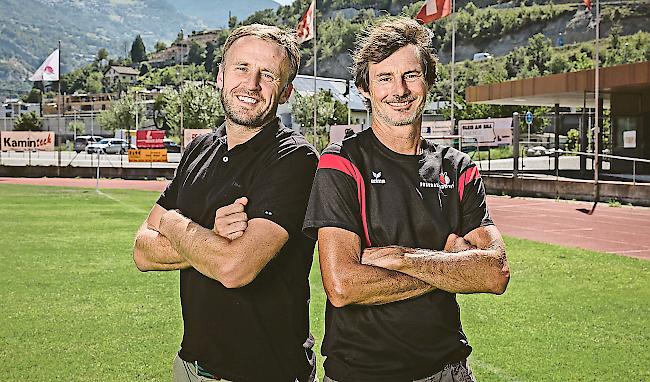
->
[274, 0, 294, 4]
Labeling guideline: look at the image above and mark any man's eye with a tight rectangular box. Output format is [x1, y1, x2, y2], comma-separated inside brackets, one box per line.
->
[377, 76, 391, 83]
[405, 73, 422, 81]
[262, 72, 276, 81]
[235, 66, 247, 72]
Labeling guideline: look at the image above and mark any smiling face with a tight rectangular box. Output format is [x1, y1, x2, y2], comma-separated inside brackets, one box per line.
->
[360, 44, 429, 128]
[217, 35, 293, 129]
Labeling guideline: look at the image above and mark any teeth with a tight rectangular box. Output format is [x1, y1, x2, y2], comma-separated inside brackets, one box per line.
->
[237, 96, 257, 104]
[389, 101, 410, 107]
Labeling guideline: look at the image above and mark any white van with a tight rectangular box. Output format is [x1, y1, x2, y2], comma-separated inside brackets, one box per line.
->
[473, 52, 493, 62]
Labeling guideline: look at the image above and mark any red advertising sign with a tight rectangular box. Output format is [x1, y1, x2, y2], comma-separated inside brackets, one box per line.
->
[136, 130, 165, 148]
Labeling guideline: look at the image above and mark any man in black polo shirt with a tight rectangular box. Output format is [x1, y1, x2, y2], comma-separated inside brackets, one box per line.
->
[133, 24, 318, 382]
[303, 18, 510, 382]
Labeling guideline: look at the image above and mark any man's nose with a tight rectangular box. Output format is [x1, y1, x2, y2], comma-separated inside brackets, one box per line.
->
[391, 77, 410, 97]
[243, 71, 262, 91]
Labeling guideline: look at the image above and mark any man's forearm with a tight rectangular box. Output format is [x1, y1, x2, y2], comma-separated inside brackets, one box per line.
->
[133, 223, 190, 271]
[330, 263, 435, 306]
[371, 245, 509, 294]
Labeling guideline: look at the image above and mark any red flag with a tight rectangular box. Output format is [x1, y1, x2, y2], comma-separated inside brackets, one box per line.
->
[415, 0, 452, 24]
[583, 0, 592, 11]
[296, 0, 315, 44]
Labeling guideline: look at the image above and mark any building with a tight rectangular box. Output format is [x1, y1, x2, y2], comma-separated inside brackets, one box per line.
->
[149, 29, 224, 67]
[281, 74, 370, 130]
[466, 60, 650, 175]
[104, 66, 139, 86]
[2, 98, 40, 118]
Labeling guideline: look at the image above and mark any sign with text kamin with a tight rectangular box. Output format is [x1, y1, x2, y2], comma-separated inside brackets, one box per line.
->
[1, 131, 55, 151]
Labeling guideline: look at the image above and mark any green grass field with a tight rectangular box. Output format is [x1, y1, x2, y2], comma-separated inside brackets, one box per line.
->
[1, 184, 648, 381]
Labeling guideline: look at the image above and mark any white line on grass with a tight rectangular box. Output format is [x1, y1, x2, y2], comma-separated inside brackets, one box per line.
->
[96, 189, 148, 214]
[470, 357, 523, 382]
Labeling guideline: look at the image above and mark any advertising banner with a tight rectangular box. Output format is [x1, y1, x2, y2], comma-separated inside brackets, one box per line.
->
[128, 149, 168, 162]
[183, 129, 212, 147]
[1, 131, 55, 151]
[458, 117, 513, 147]
[136, 130, 165, 148]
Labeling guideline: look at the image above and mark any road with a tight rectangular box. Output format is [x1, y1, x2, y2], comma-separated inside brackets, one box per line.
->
[0, 150, 181, 168]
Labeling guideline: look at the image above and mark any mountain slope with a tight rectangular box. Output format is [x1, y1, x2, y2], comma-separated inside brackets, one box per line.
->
[171, 0, 280, 28]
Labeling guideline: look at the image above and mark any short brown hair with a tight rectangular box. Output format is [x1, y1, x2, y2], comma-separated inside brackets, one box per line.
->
[223, 24, 301, 84]
[352, 17, 437, 93]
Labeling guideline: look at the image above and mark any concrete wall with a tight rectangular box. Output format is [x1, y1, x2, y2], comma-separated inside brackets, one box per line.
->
[483, 174, 650, 206]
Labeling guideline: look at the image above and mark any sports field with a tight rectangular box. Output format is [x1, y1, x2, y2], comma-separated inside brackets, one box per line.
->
[1, 184, 648, 381]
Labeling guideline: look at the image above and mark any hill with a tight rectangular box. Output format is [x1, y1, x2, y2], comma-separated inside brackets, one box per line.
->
[0, 0, 281, 98]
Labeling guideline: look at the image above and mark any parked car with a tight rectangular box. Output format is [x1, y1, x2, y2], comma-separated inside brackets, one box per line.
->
[73, 135, 103, 153]
[526, 145, 550, 157]
[163, 139, 181, 153]
[86, 138, 132, 154]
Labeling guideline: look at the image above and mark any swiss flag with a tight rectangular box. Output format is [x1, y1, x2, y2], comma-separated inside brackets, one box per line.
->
[296, 0, 315, 44]
[415, 0, 452, 24]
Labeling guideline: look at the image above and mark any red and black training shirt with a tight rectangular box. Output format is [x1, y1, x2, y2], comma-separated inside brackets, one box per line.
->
[303, 128, 493, 382]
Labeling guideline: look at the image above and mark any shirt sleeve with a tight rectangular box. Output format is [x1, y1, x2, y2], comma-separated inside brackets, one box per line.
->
[245, 146, 318, 238]
[156, 135, 205, 210]
[302, 154, 364, 241]
[457, 159, 493, 236]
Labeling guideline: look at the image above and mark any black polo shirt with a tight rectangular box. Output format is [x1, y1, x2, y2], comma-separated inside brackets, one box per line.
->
[303, 129, 493, 382]
[157, 119, 319, 382]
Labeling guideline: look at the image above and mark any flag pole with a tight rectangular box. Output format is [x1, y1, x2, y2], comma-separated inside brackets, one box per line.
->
[450, 0, 456, 135]
[57, 40, 62, 169]
[589, 0, 600, 214]
[312, 0, 318, 148]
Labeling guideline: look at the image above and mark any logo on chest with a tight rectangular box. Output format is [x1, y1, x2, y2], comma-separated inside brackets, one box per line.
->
[420, 171, 454, 189]
[370, 171, 386, 184]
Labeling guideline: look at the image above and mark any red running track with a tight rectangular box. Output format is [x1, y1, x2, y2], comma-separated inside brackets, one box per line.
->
[2, 177, 649, 260]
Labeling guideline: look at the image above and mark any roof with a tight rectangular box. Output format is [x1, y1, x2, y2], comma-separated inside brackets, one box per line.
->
[292, 75, 367, 111]
[466, 60, 650, 108]
[108, 66, 140, 76]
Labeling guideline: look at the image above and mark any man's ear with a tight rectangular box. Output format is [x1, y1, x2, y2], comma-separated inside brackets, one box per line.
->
[216, 64, 224, 90]
[279, 83, 293, 104]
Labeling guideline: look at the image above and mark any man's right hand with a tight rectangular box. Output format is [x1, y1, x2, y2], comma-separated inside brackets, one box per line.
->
[444, 233, 476, 253]
[214, 197, 249, 241]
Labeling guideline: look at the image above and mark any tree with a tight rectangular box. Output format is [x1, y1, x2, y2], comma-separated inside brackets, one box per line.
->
[67, 120, 85, 136]
[188, 41, 203, 66]
[85, 71, 103, 94]
[14, 112, 43, 131]
[22, 88, 42, 104]
[228, 15, 238, 29]
[97, 93, 146, 132]
[291, 90, 347, 150]
[526, 33, 552, 74]
[130, 34, 147, 63]
[175, 31, 184, 43]
[96, 48, 109, 62]
[162, 83, 224, 137]
[204, 42, 216, 75]
[154, 41, 167, 52]
[548, 54, 570, 74]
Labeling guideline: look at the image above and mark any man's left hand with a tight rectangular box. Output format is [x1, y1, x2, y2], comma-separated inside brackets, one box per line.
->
[361, 246, 412, 270]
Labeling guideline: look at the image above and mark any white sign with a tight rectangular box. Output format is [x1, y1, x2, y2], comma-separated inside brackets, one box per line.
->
[623, 130, 636, 149]
[183, 129, 212, 148]
[1, 131, 55, 151]
[458, 117, 513, 147]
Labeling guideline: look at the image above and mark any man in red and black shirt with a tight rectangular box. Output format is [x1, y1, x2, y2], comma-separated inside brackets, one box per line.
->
[303, 17, 510, 382]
